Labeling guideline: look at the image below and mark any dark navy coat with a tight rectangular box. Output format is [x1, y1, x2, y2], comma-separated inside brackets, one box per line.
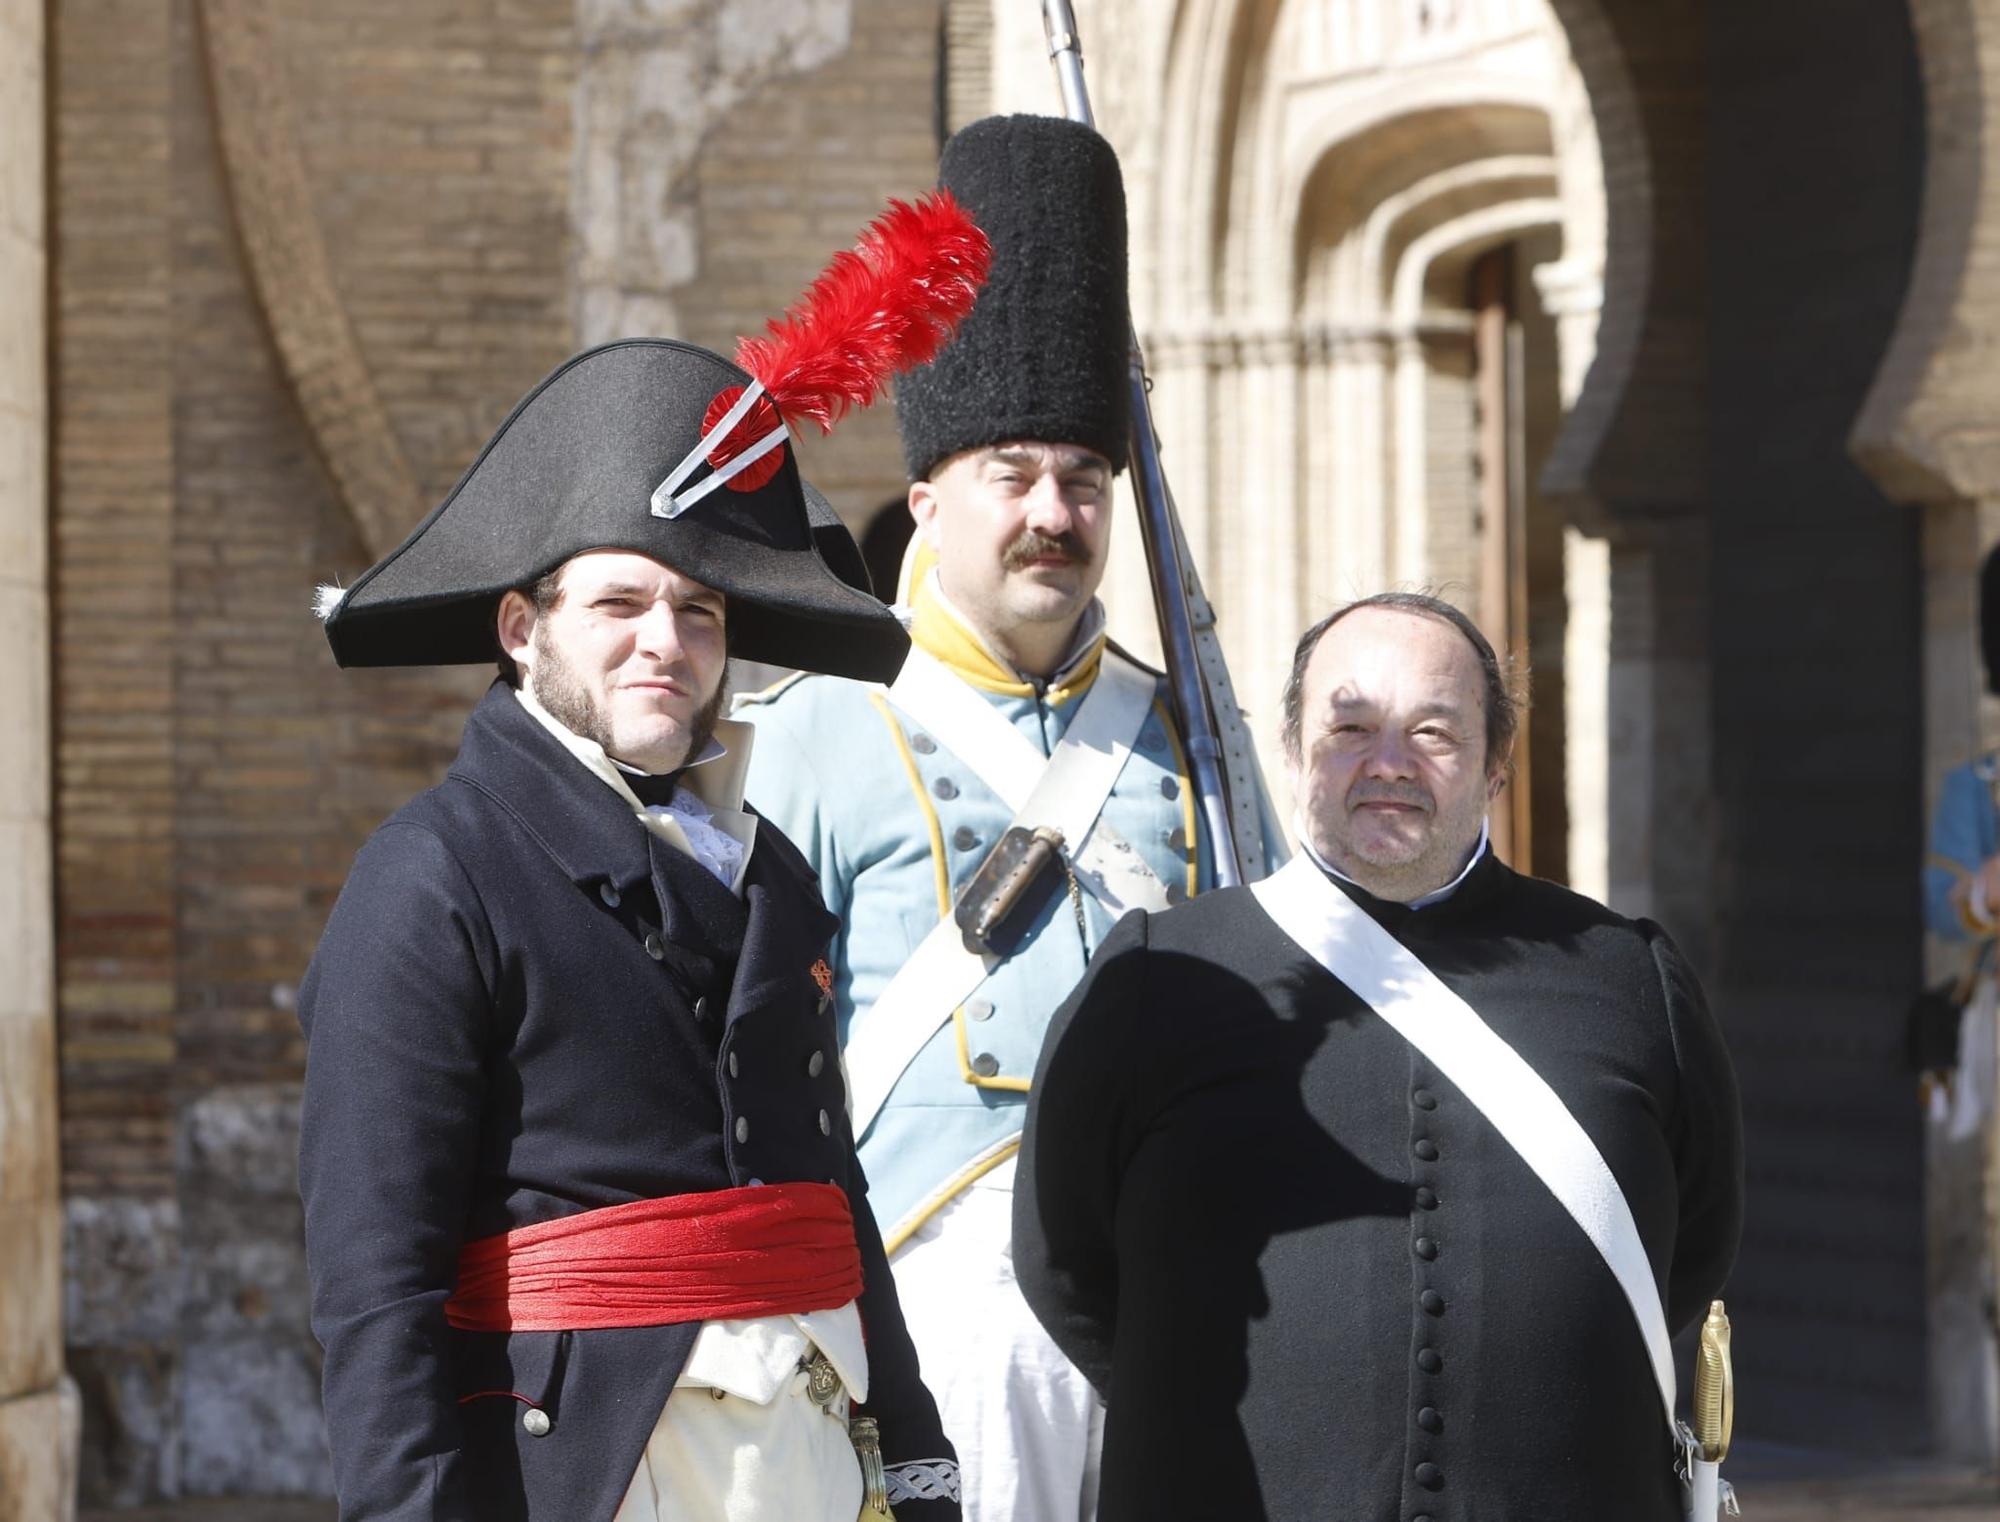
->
[1016, 853, 1743, 1522]
[298, 682, 958, 1522]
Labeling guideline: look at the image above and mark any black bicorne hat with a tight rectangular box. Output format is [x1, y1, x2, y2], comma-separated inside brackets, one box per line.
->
[318, 195, 990, 680]
[895, 114, 1131, 482]
[317, 340, 909, 680]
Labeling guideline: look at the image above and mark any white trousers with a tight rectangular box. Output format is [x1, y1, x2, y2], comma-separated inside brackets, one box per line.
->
[612, 1362, 862, 1522]
[889, 1155, 1102, 1522]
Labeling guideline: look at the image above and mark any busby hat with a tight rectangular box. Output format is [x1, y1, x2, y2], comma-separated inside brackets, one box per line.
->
[895, 114, 1130, 482]
[317, 196, 989, 682]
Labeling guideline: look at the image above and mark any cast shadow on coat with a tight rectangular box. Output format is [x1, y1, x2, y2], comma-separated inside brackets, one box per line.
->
[1025, 946, 1420, 1522]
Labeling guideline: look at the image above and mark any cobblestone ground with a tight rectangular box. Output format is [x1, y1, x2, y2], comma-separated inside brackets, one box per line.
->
[70, 1488, 2000, 1520]
[74, 1458, 2000, 1521]
[1728, 1446, 2000, 1521]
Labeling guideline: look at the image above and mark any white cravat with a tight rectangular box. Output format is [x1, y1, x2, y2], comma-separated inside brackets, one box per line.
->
[511, 687, 869, 1414]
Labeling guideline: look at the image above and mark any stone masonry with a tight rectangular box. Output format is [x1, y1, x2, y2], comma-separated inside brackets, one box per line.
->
[0, 0, 80, 1514]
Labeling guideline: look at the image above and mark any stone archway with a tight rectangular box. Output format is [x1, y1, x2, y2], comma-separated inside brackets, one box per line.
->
[988, 0, 1613, 879]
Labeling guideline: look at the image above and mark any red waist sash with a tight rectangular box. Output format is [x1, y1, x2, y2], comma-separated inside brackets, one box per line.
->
[444, 1182, 863, 1333]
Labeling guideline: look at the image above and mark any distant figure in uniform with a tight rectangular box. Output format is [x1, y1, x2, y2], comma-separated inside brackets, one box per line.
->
[1016, 592, 1744, 1521]
[1919, 542, 2000, 1451]
[298, 193, 986, 1522]
[738, 115, 1283, 1522]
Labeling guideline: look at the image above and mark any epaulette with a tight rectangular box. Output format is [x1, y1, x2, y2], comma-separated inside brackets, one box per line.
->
[730, 668, 814, 712]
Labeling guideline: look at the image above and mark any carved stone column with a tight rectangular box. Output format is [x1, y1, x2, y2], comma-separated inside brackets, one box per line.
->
[0, 1, 79, 1516]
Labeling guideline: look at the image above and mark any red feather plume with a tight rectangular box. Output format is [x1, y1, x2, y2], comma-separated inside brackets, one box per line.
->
[736, 190, 991, 435]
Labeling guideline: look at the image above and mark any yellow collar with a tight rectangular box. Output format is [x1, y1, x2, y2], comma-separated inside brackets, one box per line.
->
[908, 570, 1106, 704]
[514, 686, 758, 893]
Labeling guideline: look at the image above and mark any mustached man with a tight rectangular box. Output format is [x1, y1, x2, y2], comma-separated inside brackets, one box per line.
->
[739, 115, 1284, 1522]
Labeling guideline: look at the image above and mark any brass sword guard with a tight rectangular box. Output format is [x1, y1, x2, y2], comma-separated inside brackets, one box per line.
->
[1693, 1299, 1734, 1463]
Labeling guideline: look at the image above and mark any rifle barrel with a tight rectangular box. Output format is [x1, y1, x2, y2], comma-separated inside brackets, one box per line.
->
[1041, 0, 1245, 887]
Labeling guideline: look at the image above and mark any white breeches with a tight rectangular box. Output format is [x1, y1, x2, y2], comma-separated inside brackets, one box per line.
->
[889, 1155, 1102, 1522]
[612, 1362, 862, 1522]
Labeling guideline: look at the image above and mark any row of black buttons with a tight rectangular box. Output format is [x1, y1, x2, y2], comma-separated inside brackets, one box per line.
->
[1411, 1081, 1446, 1513]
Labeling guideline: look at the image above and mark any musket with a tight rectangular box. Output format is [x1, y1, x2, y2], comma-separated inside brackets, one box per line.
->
[1041, 0, 1265, 887]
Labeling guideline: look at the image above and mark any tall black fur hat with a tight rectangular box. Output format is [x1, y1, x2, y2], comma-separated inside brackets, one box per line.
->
[317, 339, 910, 680]
[895, 114, 1130, 481]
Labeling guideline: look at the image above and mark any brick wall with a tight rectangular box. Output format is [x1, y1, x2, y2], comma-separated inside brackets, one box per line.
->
[54, 0, 567, 1500]
[1706, 0, 1928, 1453]
[50, 0, 950, 1500]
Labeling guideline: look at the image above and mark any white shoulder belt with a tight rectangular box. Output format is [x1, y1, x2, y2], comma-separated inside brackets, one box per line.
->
[1250, 853, 1679, 1437]
[843, 647, 1164, 1137]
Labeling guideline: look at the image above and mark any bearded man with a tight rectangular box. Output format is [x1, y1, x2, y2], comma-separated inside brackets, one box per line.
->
[297, 204, 983, 1522]
[1015, 591, 1744, 1522]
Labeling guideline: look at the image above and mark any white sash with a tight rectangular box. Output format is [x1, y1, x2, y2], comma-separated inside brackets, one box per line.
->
[885, 647, 1172, 917]
[844, 649, 1161, 1137]
[1250, 853, 1679, 1437]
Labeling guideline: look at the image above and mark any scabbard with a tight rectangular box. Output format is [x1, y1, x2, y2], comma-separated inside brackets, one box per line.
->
[1687, 1458, 1721, 1519]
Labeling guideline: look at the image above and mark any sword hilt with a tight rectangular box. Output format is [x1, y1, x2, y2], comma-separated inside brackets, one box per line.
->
[1694, 1300, 1734, 1463]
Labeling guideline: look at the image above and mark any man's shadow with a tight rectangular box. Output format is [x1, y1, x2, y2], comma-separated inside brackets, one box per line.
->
[1050, 948, 1417, 1521]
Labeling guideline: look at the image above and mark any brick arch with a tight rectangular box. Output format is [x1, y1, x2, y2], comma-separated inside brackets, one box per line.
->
[196, 0, 424, 560]
[1848, 0, 1991, 508]
[1285, 98, 1559, 309]
[1535, 0, 1697, 526]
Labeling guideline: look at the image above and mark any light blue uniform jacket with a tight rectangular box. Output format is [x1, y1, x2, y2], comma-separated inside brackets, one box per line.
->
[739, 645, 1285, 1248]
[1927, 754, 2000, 941]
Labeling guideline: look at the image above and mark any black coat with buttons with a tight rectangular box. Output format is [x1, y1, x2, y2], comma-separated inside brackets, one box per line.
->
[297, 682, 958, 1522]
[1014, 853, 1742, 1522]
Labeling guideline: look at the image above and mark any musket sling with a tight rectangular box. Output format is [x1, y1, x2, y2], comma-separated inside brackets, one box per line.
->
[844, 648, 1162, 1137]
[1250, 854, 1680, 1437]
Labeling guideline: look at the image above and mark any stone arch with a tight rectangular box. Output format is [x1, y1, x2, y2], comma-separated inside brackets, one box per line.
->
[1060, 0, 1621, 794]
[1846, 0, 1997, 880]
[1848, 0, 1988, 511]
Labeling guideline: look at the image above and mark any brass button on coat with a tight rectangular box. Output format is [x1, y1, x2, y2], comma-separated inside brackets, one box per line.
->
[1415, 1187, 1439, 1210]
[1418, 1406, 1443, 1433]
[808, 1050, 825, 1077]
[1415, 1462, 1443, 1491]
[952, 826, 980, 852]
[1417, 1347, 1443, 1373]
[910, 733, 937, 754]
[818, 1109, 832, 1136]
[1420, 1290, 1445, 1316]
[728, 1052, 739, 1079]
[643, 932, 665, 961]
[1414, 1088, 1438, 1111]
[965, 996, 994, 1022]
[1413, 1139, 1439, 1162]
[933, 776, 959, 801]
[735, 1116, 750, 1144]
[971, 1052, 1000, 1078]
[522, 1408, 551, 1438]
[599, 883, 621, 908]
[1415, 1236, 1438, 1261]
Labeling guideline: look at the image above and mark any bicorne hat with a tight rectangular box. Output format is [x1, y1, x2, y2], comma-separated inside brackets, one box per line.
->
[317, 196, 990, 682]
[894, 114, 1130, 482]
